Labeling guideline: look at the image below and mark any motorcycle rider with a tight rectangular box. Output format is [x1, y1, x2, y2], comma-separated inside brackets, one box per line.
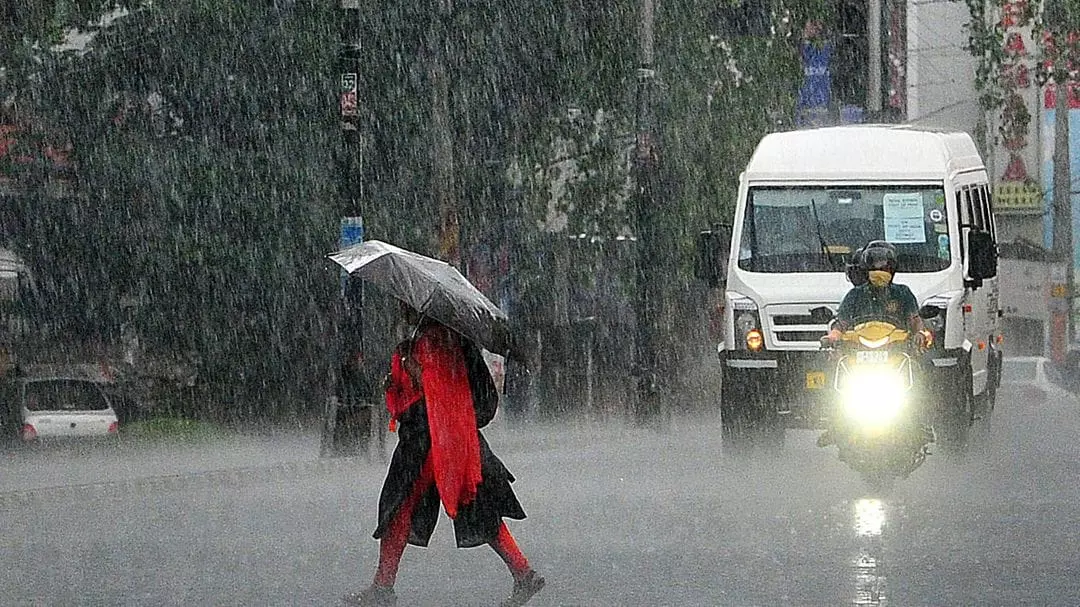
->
[822, 240, 930, 348]
[817, 241, 933, 450]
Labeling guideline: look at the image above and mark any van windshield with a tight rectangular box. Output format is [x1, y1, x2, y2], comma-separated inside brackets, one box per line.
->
[737, 185, 950, 273]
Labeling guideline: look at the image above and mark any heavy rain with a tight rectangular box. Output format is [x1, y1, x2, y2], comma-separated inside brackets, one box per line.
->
[1, 1, 1080, 606]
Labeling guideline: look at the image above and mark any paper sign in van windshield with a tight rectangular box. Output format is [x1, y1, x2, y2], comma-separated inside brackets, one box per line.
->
[882, 193, 926, 244]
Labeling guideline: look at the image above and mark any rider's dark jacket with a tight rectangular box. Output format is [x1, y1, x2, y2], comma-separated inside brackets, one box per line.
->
[835, 282, 919, 331]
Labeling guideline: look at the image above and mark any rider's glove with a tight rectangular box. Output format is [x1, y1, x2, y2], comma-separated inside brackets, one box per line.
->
[914, 329, 933, 351]
[820, 328, 841, 349]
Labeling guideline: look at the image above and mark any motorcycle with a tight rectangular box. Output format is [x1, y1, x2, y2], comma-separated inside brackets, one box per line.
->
[818, 316, 935, 488]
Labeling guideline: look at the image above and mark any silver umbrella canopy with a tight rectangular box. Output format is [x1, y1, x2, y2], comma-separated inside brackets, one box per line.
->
[328, 240, 512, 357]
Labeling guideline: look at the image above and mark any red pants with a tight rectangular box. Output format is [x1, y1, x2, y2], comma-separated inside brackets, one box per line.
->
[373, 457, 530, 587]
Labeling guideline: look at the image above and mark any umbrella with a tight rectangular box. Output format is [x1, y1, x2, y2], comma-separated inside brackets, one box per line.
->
[328, 240, 512, 357]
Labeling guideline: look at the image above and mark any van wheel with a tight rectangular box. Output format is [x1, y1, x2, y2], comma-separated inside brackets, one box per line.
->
[935, 364, 973, 451]
[721, 367, 783, 455]
[974, 352, 1001, 419]
[973, 376, 997, 420]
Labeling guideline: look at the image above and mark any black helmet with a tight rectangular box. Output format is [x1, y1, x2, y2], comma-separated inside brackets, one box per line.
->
[860, 241, 898, 273]
[845, 246, 868, 285]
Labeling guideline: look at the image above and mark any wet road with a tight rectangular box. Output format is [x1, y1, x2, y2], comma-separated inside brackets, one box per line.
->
[2, 361, 1079, 606]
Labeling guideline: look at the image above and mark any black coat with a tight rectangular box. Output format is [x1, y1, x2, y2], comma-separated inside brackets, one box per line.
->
[372, 341, 526, 548]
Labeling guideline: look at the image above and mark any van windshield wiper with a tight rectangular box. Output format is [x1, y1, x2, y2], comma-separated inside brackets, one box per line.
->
[809, 198, 839, 271]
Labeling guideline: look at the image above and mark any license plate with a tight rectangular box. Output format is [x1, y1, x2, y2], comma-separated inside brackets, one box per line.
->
[805, 371, 827, 389]
[856, 351, 889, 364]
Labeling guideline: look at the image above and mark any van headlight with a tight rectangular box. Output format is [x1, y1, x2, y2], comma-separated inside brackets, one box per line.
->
[731, 295, 764, 351]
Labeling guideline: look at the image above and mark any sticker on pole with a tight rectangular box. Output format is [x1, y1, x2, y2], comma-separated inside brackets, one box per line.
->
[340, 73, 359, 117]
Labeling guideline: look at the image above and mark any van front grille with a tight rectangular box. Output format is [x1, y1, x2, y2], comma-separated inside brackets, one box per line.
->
[772, 315, 815, 326]
[774, 330, 828, 342]
[763, 303, 837, 349]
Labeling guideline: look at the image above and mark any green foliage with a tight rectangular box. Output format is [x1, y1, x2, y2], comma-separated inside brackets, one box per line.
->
[4, 0, 821, 420]
[17, 3, 340, 417]
[1043, 0, 1080, 34]
[963, 0, 1080, 150]
[121, 415, 221, 442]
[964, 0, 1006, 116]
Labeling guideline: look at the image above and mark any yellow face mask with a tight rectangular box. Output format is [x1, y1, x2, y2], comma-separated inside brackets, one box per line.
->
[868, 270, 893, 288]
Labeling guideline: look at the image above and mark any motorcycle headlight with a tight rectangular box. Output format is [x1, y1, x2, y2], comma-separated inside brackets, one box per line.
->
[842, 368, 907, 427]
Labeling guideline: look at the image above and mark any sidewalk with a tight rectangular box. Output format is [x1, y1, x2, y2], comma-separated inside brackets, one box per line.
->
[1002, 356, 1053, 385]
[0, 415, 593, 503]
[0, 428, 345, 498]
[1006, 355, 1080, 398]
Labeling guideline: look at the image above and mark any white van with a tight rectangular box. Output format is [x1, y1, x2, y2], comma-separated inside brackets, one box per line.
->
[695, 125, 1002, 448]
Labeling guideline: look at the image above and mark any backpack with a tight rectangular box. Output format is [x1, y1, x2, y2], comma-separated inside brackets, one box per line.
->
[463, 339, 499, 428]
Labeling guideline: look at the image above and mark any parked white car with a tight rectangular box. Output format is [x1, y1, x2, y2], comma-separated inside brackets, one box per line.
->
[5, 372, 119, 442]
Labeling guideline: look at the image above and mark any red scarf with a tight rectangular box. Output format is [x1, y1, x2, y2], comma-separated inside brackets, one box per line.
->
[385, 347, 422, 419]
[384, 326, 482, 519]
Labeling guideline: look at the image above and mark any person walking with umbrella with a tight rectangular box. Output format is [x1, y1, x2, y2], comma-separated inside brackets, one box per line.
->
[343, 304, 545, 607]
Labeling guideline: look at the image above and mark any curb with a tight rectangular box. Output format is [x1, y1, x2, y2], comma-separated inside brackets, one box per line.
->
[1003, 356, 1078, 402]
[0, 455, 364, 508]
[1003, 356, 1052, 384]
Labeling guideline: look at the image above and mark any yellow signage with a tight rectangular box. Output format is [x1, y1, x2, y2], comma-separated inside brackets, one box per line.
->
[805, 371, 826, 390]
[994, 182, 1043, 214]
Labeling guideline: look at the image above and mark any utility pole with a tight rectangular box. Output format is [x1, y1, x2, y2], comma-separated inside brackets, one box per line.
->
[337, 0, 364, 347]
[322, 0, 364, 458]
[429, 0, 460, 267]
[1046, 0, 1075, 355]
[632, 0, 662, 425]
[867, 0, 883, 118]
[1052, 69, 1070, 259]
[1052, 43, 1073, 348]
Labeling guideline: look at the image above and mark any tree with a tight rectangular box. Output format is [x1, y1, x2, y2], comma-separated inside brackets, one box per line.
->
[3, 0, 847, 422]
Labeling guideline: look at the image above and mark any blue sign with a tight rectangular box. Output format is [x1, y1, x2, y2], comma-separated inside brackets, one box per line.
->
[339, 216, 364, 248]
[797, 42, 833, 126]
[339, 216, 364, 297]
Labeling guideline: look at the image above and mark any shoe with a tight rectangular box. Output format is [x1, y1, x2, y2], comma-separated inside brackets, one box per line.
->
[343, 584, 397, 606]
[499, 570, 546, 607]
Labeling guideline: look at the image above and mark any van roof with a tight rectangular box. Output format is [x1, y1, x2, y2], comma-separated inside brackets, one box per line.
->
[744, 124, 984, 181]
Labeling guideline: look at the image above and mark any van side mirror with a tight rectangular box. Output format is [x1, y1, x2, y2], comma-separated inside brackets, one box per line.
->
[966, 230, 997, 286]
[809, 306, 835, 323]
[694, 225, 731, 288]
[918, 304, 942, 320]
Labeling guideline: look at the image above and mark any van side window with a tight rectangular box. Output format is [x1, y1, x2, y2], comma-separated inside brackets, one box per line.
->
[980, 184, 997, 241]
[957, 188, 970, 261]
[971, 184, 996, 237]
[970, 186, 986, 230]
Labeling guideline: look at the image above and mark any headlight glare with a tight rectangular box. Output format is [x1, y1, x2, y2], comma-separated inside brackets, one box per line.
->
[842, 368, 906, 427]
